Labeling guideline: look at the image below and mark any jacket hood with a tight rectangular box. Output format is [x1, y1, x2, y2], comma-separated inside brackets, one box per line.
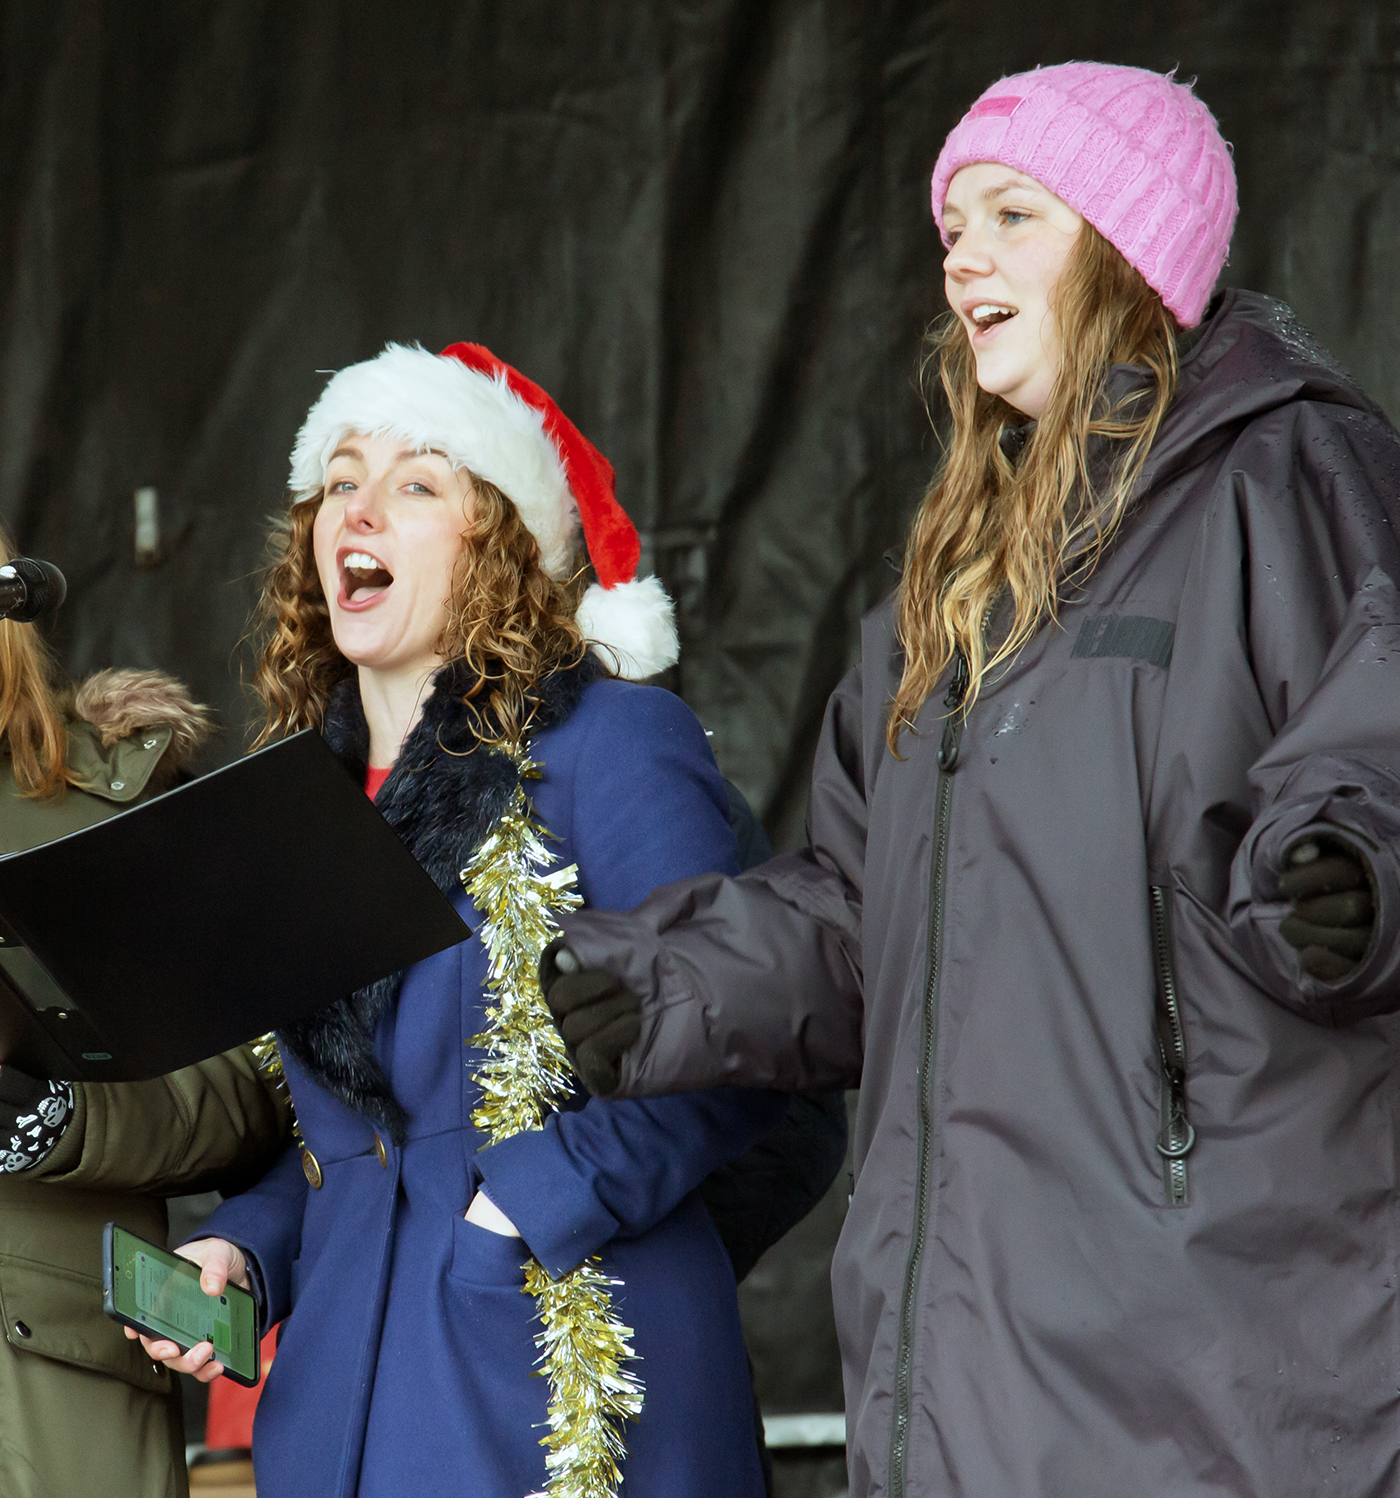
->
[53, 669, 213, 802]
[1143, 289, 1380, 489]
[68, 669, 212, 767]
[1051, 290, 1378, 574]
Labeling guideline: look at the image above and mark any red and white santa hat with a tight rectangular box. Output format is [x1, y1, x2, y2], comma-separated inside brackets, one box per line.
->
[288, 341, 678, 681]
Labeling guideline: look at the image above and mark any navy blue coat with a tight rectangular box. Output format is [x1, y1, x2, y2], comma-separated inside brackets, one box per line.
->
[201, 673, 783, 1497]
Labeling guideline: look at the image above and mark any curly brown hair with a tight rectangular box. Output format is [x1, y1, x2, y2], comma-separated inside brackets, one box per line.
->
[249, 475, 590, 750]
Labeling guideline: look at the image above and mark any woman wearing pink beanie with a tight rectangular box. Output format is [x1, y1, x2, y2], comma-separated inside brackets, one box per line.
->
[542, 63, 1400, 1496]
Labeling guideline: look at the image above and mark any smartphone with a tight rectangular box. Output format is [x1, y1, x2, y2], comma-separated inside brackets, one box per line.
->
[102, 1222, 261, 1387]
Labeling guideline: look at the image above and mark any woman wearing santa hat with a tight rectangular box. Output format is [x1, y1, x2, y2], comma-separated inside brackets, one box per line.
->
[133, 342, 784, 1497]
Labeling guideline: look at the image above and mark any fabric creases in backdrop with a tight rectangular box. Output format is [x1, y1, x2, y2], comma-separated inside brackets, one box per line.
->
[2, 0, 1398, 851]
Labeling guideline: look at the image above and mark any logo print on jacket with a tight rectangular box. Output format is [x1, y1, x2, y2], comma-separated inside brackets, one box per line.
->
[1071, 615, 1175, 670]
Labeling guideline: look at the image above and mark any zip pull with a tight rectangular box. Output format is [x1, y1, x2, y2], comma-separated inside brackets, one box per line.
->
[938, 651, 969, 772]
[943, 650, 970, 710]
[936, 718, 961, 772]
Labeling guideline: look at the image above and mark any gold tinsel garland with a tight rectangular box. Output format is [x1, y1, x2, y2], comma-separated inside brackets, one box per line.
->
[249, 1032, 302, 1146]
[464, 749, 645, 1498]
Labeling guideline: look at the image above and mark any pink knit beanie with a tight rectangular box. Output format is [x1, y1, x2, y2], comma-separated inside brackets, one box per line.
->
[930, 63, 1237, 327]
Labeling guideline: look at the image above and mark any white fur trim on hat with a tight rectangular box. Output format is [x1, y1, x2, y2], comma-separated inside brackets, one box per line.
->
[576, 576, 679, 681]
[288, 344, 577, 577]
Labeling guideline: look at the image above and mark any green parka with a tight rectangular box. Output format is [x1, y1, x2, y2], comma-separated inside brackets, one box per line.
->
[0, 671, 293, 1498]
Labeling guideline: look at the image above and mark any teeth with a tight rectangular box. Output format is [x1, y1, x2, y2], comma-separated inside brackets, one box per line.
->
[972, 304, 1016, 321]
[344, 551, 382, 570]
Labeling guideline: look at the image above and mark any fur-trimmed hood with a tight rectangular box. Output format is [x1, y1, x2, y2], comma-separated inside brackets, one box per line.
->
[71, 669, 211, 758]
[64, 669, 213, 796]
[278, 657, 600, 1140]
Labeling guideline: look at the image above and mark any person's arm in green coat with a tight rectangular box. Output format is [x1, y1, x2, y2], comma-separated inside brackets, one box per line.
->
[30, 1044, 294, 1197]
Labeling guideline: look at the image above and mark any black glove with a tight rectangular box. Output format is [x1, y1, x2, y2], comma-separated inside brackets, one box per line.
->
[0, 1066, 73, 1172]
[1278, 836, 1376, 982]
[539, 938, 642, 1097]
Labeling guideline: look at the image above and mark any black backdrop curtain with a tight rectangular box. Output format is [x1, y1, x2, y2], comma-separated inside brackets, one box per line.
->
[3, 1, 1398, 848]
[3, 2, 1399, 1462]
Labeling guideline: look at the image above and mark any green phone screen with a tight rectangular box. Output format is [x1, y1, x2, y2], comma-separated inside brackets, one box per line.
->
[108, 1225, 259, 1382]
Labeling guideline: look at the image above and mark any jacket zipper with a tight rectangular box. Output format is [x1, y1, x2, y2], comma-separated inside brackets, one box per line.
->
[888, 648, 969, 1498]
[1149, 884, 1194, 1206]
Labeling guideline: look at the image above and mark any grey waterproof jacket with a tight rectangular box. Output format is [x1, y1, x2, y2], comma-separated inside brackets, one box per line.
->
[560, 291, 1400, 1498]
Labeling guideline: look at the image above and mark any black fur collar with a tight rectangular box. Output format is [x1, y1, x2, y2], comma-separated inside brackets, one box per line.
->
[278, 657, 600, 1140]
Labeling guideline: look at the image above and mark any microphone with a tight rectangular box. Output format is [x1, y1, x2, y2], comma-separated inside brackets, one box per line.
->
[0, 558, 67, 623]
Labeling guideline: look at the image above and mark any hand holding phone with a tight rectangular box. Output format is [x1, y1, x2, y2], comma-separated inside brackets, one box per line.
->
[103, 1224, 260, 1387]
[126, 1237, 252, 1383]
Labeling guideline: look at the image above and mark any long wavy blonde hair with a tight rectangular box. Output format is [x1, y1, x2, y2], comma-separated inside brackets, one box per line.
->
[888, 223, 1180, 752]
[250, 475, 590, 749]
[0, 525, 74, 798]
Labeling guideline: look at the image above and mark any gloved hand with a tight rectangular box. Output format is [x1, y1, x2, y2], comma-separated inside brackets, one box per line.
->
[539, 938, 642, 1097]
[1278, 835, 1376, 982]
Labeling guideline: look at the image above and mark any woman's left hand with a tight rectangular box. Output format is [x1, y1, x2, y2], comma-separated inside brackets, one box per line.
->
[465, 1188, 521, 1237]
[1279, 836, 1376, 980]
[124, 1238, 251, 1383]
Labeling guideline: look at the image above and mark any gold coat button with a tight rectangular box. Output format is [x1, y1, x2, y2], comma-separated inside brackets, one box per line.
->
[300, 1147, 323, 1189]
[374, 1134, 388, 1169]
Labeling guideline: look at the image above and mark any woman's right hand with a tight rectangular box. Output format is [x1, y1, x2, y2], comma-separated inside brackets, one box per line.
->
[465, 1188, 521, 1237]
[539, 939, 641, 1096]
[122, 1237, 251, 1383]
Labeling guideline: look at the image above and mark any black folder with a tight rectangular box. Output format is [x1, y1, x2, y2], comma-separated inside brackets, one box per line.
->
[0, 730, 470, 1081]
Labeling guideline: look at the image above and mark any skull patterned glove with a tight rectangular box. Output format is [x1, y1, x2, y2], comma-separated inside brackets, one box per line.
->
[0, 1066, 73, 1172]
[1278, 836, 1376, 983]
